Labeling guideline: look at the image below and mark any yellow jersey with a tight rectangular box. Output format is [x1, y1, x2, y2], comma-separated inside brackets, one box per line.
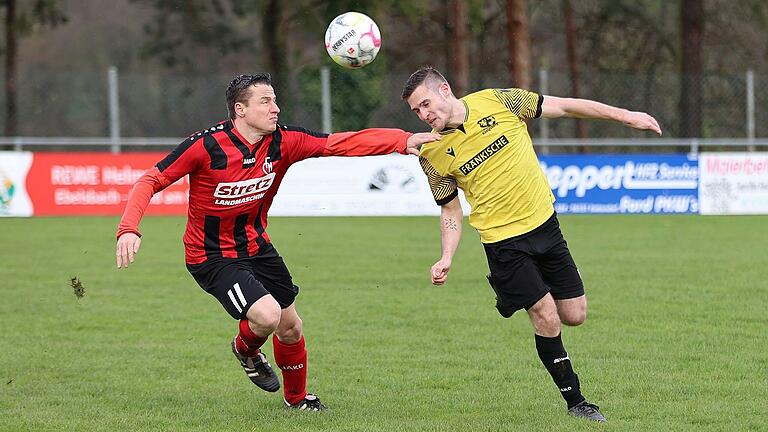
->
[419, 88, 555, 243]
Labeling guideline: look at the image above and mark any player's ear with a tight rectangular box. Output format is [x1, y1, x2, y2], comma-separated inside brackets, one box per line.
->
[234, 101, 246, 117]
[439, 82, 452, 99]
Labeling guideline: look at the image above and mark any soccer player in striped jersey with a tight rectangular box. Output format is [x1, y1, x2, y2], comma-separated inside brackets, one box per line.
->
[402, 67, 661, 423]
[116, 73, 440, 411]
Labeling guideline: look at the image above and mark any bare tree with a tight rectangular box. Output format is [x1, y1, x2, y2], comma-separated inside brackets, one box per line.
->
[447, 0, 469, 96]
[680, 0, 703, 137]
[563, 0, 587, 143]
[4, 0, 17, 137]
[505, 0, 530, 89]
[1, 0, 67, 139]
[261, 0, 287, 102]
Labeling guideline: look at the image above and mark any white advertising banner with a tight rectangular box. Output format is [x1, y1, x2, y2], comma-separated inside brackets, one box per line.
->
[699, 152, 768, 215]
[0, 152, 34, 217]
[269, 154, 469, 216]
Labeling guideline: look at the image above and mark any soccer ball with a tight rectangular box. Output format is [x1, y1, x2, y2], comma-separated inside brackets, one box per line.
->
[324, 12, 381, 69]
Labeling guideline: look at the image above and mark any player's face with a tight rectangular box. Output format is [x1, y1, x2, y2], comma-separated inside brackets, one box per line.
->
[407, 83, 452, 131]
[239, 84, 280, 134]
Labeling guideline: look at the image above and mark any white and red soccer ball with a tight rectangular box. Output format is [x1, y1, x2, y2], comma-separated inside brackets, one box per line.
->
[324, 12, 381, 69]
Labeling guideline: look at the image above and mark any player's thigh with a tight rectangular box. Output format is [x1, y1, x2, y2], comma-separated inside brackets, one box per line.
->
[536, 220, 585, 301]
[484, 240, 550, 318]
[189, 261, 271, 320]
[250, 250, 300, 309]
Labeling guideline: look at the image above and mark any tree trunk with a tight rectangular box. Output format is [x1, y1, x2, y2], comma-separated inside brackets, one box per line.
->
[680, 0, 703, 138]
[563, 0, 587, 145]
[505, 0, 530, 89]
[4, 0, 17, 137]
[448, 0, 469, 97]
[262, 0, 289, 115]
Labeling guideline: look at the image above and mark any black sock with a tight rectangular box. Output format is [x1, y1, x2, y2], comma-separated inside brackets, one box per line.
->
[535, 333, 586, 409]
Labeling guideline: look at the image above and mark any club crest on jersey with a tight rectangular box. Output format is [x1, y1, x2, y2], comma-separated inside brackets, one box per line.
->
[262, 157, 273, 174]
[477, 115, 497, 134]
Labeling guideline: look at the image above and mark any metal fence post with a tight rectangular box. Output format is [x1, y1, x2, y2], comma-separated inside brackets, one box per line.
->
[321, 66, 332, 134]
[746, 69, 755, 152]
[108, 66, 121, 154]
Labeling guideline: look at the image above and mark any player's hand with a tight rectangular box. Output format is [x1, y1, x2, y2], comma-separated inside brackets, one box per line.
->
[430, 258, 452, 285]
[623, 111, 662, 136]
[116, 233, 142, 269]
[405, 133, 442, 156]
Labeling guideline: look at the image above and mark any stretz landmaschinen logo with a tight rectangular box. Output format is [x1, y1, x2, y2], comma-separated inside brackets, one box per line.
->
[213, 173, 276, 206]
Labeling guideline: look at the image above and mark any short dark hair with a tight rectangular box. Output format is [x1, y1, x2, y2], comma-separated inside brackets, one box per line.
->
[226, 73, 273, 119]
[401, 66, 448, 100]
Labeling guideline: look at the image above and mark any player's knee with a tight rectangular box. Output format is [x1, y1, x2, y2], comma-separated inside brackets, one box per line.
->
[561, 310, 586, 326]
[245, 296, 283, 333]
[556, 296, 587, 326]
[276, 317, 303, 344]
[247, 308, 281, 334]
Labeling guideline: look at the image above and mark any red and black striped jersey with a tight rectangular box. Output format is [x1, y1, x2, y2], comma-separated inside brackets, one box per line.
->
[117, 120, 411, 264]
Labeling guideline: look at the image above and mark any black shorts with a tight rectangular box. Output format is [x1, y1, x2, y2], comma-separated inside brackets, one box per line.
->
[483, 212, 584, 318]
[186, 243, 299, 320]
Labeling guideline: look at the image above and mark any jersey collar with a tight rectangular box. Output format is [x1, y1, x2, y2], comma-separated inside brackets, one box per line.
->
[441, 99, 469, 134]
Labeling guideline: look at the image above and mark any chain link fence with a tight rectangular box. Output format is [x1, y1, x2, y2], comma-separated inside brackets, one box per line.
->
[1, 67, 765, 145]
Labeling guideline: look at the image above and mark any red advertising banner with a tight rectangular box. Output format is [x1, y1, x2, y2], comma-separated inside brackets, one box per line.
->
[26, 152, 188, 216]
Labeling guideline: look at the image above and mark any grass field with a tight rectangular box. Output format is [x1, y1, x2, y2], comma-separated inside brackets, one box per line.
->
[1, 215, 766, 431]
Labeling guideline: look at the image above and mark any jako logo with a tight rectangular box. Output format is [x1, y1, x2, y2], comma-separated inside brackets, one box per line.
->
[541, 161, 698, 198]
[280, 364, 304, 371]
[214, 173, 276, 198]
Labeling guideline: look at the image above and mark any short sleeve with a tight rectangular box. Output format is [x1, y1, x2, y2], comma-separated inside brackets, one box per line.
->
[492, 88, 542, 120]
[419, 156, 458, 206]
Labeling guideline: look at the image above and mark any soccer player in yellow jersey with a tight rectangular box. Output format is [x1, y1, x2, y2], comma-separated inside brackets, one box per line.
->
[402, 67, 661, 423]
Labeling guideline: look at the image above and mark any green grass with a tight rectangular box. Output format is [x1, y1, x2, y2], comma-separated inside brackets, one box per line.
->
[1, 215, 766, 431]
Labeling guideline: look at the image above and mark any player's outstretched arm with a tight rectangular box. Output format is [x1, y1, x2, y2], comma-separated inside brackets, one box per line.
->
[431, 196, 463, 285]
[116, 233, 142, 269]
[540, 95, 662, 135]
[322, 129, 440, 157]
